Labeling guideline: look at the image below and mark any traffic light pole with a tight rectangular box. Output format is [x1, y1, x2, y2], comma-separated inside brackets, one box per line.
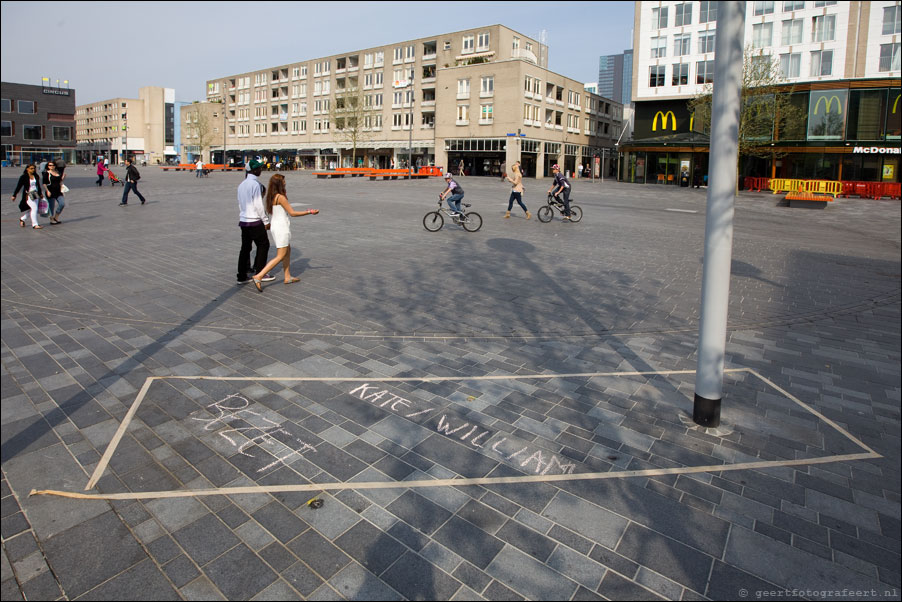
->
[693, 1, 746, 427]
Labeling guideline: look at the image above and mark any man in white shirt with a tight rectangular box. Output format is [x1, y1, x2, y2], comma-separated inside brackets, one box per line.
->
[236, 160, 274, 284]
[196, 158, 204, 178]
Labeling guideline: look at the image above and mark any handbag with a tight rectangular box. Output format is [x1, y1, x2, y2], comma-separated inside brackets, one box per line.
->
[38, 198, 50, 217]
[61, 184, 70, 194]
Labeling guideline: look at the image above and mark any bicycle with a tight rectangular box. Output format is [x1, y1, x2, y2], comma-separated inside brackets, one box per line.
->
[537, 193, 583, 223]
[423, 198, 483, 232]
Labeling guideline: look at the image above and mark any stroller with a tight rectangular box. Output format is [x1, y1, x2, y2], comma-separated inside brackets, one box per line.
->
[107, 169, 123, 186]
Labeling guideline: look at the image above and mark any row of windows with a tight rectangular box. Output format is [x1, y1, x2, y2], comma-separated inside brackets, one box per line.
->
[651, 1, 845, 30]
[649, 42, 899, 87]
[1, 122, 72, 140]
[1, 99, 36, 114]
[220, 31, 522, 94]
[651, 4, 899, 38]
[650, 31, 716, 57]
[652, 2, 719, 28]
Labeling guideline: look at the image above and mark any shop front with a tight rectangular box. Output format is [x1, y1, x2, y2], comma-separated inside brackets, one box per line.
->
[620, 80, 900, 185]
[445, 138, 507, 176]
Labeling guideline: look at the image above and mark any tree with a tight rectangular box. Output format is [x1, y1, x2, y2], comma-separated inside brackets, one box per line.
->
[329, 85, 376, 167]
[185, 102, 216, 162]
[687, 48, 806, 161]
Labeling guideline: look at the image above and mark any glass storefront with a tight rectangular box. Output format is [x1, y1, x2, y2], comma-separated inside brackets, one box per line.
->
[621, 84, 900, 184]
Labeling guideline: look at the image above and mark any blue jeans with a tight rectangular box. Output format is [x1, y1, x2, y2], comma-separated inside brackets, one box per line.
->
[507, 192, 527, 212]
[122, 182, 146, 204]
[446, 193, 464, 214]
[48, 195, 65, 216]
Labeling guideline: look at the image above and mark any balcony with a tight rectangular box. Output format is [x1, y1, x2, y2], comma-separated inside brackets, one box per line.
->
[511, 48, 538, 64]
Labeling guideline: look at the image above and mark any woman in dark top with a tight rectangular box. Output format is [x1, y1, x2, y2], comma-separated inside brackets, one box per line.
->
[43, 161, 66, 224]
[10, 164, 43, 229]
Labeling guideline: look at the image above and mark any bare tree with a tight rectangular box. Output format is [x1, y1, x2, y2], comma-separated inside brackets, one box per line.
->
[185, 102, 217, 162]
[687, 48, 806, 161]
[329, 85, 376, 167]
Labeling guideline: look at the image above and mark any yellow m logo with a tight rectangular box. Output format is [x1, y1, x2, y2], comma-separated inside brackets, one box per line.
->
[814, 95, 842, 115]
[652, 111, 677, 131]
[893, 94, 900, 114]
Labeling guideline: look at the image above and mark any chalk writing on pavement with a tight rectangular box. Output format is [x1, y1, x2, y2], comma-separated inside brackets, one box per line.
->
[348, 384, 575, 475]
[192, 394, 317, 473]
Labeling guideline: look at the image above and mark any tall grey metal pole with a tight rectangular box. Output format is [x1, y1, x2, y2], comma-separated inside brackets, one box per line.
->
[693, 1, 745, 427]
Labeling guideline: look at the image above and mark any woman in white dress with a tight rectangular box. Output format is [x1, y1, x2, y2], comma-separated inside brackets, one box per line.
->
[253, 174, 319, 292]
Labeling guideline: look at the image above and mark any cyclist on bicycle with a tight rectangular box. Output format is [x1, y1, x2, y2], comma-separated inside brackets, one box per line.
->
[547, 164, 574, 220]
[440, 173, 466, 217]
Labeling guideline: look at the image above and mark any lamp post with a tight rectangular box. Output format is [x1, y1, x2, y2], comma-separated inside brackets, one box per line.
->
[407, 74, 414, 177]
[121, 112, 128, 163]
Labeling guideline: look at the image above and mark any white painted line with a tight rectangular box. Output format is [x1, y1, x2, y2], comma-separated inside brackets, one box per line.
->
[71, 367, 883, 501]
[665, 208, 698, 214]
[35, 452, 879, 501]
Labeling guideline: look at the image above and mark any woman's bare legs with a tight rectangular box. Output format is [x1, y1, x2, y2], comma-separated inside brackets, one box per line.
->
[281, 246, 299, 283]
[253, 247, 288, 289]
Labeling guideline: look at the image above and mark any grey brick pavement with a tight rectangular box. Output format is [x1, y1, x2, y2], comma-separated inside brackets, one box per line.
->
[1, 167, 900, 600]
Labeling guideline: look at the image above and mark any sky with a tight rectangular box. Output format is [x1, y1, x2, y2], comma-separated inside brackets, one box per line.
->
[0, 1, 635, 105]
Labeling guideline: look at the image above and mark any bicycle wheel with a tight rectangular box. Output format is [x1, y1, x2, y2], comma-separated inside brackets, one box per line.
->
[569, 205, 583, 222]
[423, 211, 444, 231]
[461, 211, 483, 232]
[537, 205, 554, 223]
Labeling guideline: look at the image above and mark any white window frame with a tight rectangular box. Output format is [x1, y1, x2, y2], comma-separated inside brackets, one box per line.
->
[652, 6, 668, 28]
[480, 76, 494, 97]
[457, 79, 470, 99]
[780, 53, 801, 78]
[675, 3, 692, 26]
[674, 34, 691, 56]
[753, 1, 775, 16]
[883, 5, 902, 35]
[782, 19, 803, 45]
[456, 104, 469, 125]
[812, 14, 836, 42]
[480, 104, 493, 124]
[462, 35, 474, 53]
[477, 32, 490, 51]
[651, 36, 667, 59]
[752, 22, 773, 48]
[810, 49, 833, 76]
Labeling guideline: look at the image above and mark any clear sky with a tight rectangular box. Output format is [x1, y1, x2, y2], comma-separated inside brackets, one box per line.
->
[0, 1, 635, 105]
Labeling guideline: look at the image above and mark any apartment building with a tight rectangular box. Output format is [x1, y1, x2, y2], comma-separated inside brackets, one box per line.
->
[621, 1, 900, 184]
[1, 81, 77, 166]
[201, 25, 622, 178]
[76, 87, 177, 165]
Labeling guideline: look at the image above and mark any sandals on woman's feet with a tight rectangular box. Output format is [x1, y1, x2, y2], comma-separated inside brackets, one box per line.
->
[253, 279, 263, 292]
[284, 277, 300, 284]
[19, 219, 26, 227]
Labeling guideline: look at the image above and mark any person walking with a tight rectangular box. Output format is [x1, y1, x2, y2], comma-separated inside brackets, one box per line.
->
[458, 159, 465, 176]
[11, 164, 43, 229]
[96, 158, 107, 186]
[119, 157, 147, 205]
[251, 174, 319, 292]
[237, 160, 275, 285]
[43, 160, 67, 224]
[504, 162, 530, 220]
[196, 157, 204, 178]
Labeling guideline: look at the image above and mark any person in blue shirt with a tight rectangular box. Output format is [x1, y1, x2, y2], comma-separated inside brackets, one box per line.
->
[439, 173, 466, 216]
[547, 164, 574, 220]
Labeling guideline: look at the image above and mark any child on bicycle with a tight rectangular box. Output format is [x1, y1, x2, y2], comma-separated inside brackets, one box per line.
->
[547, 164, 574, 220]
[440, 173, 465, 216]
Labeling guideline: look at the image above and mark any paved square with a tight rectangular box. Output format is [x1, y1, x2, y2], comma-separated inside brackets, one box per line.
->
[2, 167, 899, 600]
